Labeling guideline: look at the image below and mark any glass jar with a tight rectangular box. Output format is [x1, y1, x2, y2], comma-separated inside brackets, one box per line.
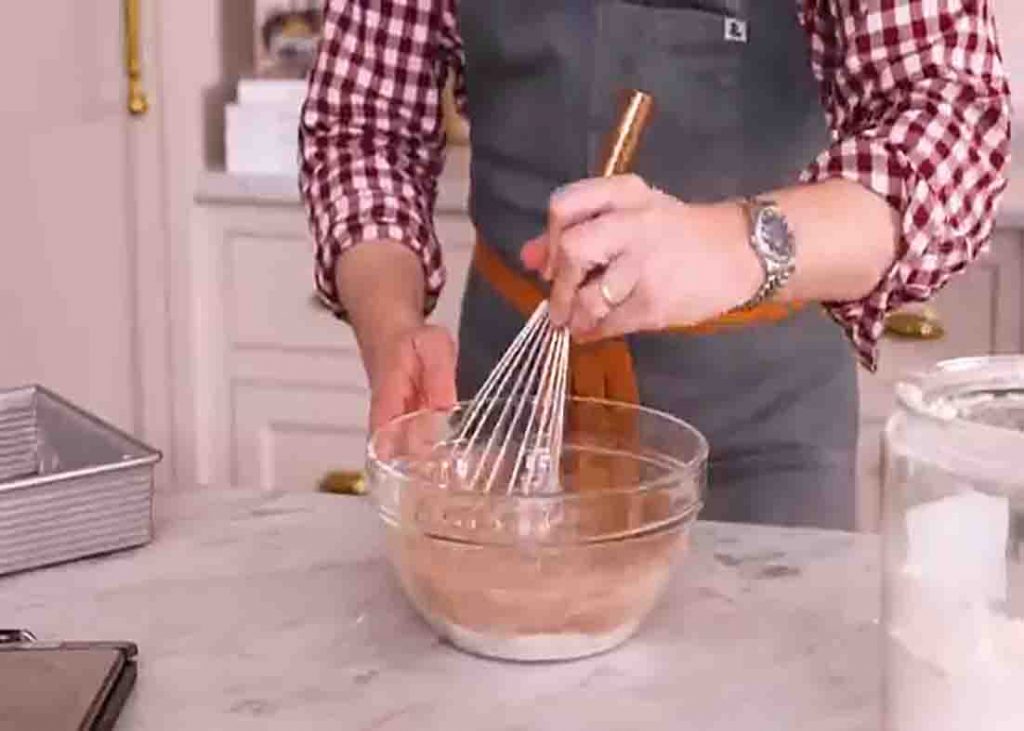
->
[883, 356, 1024, 731]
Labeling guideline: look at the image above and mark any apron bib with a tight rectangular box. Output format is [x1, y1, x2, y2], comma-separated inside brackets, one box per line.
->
[455, 0, 858, 529]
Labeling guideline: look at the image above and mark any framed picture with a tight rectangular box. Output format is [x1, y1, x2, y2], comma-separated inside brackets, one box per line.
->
[254, 1, 323, 78]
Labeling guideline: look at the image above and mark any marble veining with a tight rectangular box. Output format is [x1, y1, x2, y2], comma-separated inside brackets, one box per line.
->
[0, 490, 881, 731]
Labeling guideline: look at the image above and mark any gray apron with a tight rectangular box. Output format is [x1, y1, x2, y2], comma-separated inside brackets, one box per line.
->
[455, 0, 858, 530]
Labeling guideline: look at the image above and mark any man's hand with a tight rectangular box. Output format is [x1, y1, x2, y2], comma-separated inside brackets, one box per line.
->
[367, 324, 457, 432]
[520, 173, 898, 343]
[335, 240, 457, 433]
[521, 174, 761, 341]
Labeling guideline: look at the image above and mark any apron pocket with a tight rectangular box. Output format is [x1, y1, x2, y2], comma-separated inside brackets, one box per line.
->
[590, 2, 746, 201]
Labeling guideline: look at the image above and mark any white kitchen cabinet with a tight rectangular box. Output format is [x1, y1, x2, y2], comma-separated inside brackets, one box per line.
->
[185, 151, 474, 492]
[186, 150, 1024, 533]
[191, 205, 474, 492]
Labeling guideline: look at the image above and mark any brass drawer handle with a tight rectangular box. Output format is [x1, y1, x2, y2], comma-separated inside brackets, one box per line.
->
[124, 0, 149, 116]
[319, 471, 366, 496]
[884, 308, 945, 341]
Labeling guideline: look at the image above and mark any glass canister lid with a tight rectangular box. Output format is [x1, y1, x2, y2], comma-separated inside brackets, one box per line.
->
[950, 388, 1024, 432]
[889, 356, 1024, 486]
[898, 355, 1024, 426]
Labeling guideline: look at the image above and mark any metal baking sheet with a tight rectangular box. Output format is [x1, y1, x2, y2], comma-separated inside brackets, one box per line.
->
[0, 386, 161, 576]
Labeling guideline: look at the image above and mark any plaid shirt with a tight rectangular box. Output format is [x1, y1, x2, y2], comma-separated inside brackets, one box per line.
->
[300, 0, 1012, 370]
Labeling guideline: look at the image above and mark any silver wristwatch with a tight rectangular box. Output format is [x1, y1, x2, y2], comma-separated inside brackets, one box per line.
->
[738, 197, 796, 309]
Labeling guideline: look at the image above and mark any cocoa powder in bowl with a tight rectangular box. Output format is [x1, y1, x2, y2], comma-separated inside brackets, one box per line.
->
[369, 398, 708, 659]
[388, 517, 689, 639]
[384, 473, 695, 654]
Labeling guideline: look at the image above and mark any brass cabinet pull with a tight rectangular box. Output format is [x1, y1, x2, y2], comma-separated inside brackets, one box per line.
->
[319, 471, 367, 496]
[124, 0, 149, 116]
[884, 308, 946, 341]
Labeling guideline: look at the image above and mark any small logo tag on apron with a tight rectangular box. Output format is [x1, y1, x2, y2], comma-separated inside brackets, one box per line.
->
[724, 17, 748, 43]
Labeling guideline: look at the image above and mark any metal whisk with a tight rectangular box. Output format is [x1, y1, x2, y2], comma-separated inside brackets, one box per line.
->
[451, 90, 654, 495]
[451, 302, 570, 494]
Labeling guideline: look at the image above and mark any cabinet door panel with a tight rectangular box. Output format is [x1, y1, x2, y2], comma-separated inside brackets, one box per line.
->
[432, 215, 476, 333]
[232, 382, 369, 492]
[227, 214, 475, 353]
[991, 229, 1023, 353]
[228, 231, 359, 353]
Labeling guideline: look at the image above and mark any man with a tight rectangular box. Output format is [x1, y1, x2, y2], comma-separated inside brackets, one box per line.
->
[300, 0, 1011, 529]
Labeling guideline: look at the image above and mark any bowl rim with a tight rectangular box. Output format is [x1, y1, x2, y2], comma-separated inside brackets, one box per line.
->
[366, 395, 709, 502]
[377, 499, 704, 546]
[894, 355, 1024, 428]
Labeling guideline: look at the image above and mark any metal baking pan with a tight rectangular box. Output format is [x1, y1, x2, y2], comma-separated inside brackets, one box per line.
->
[0, 386, 161, 576]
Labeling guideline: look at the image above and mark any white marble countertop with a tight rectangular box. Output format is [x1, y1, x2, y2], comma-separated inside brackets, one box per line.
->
[0, 490, 882, 731]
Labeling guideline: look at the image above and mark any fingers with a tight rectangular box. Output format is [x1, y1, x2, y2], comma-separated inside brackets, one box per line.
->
[520, 235, 548, 273]
[568, 282, 612, 335]
[368, 326, 457, 435]
[412, 326, 458, 410]
[548, 210, 640, 326]
[550, 174, 653, 223]
[369, 364, 413, 434]
[568, 254, 642, 335]
[577, 289, 658, 343]
[544, 174, 653, 280]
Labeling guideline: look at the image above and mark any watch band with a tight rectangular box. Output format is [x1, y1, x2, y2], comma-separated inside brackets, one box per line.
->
[737, 197, 795, 311]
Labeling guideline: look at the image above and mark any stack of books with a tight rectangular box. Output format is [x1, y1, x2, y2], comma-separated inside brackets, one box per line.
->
[225, 78, 307, 176]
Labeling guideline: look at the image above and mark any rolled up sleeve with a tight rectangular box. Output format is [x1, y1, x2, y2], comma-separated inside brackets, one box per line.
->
[299, 0, 465, 319]
[800, 0, 1012, 369]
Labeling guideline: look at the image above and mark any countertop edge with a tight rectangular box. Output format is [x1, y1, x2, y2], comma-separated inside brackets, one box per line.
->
[196, 146, 472, 214]
[195, 147, 1024, 230]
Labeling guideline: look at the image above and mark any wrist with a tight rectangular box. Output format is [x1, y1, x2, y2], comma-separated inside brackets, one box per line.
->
[733, 197, 797, 310]
[703, 201, 763, 310]
[358, 314, 422, 384]
[335, 240, 427, 381]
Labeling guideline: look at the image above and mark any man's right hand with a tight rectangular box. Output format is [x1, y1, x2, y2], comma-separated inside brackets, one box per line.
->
[333, 239, 458, 434]
[367, 324, 457, 432]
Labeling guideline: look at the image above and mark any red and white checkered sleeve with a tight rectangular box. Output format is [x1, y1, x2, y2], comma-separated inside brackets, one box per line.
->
[800, 0, 1012, 370]
[299, 0, 464, 319]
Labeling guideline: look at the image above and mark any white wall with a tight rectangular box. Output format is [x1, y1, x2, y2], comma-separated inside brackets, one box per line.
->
[155, 1, 252, 489]
[994, 0, 1023, 113]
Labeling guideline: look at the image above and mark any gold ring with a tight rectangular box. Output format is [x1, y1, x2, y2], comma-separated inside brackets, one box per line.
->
[599, 280, 619, 308]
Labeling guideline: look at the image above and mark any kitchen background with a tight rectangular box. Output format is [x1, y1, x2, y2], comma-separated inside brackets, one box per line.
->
[0, 1, 1021, 532]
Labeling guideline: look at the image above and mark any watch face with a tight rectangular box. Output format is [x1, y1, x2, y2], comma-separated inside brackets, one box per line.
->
[757, 207, 793, 259]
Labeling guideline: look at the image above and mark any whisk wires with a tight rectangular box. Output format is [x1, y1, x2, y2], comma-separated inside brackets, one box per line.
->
[452, 302, 570, 495]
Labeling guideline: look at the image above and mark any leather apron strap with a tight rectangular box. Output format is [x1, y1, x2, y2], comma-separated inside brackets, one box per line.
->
[472, 237, 806, 403]
[473, 238, 640, 403]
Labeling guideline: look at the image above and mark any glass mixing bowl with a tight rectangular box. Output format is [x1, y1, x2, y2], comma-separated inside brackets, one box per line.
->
[367, 397, 708, 662]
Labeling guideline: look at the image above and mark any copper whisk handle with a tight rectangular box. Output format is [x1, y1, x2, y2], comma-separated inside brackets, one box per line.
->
[600, 90, 655, 178]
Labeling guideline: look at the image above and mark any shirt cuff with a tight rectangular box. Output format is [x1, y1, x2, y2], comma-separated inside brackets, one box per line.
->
[801, 136, 923, 371]
[312, 198, 445, 323]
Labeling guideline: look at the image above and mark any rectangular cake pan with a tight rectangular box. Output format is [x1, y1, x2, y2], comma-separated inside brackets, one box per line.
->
[0, 385, 161, 576]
